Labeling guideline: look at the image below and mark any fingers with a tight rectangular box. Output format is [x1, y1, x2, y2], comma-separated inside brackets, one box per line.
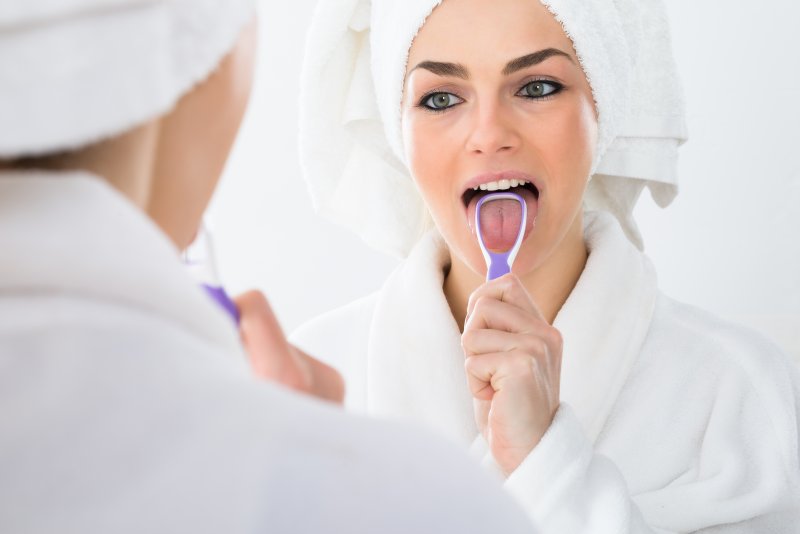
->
[464, 294, 553, 336]
[464, 351, 524, 398]
[234, 290, 346, 405]
[462, 327, 559, 357]
[464, 351, 539, 400]
[466, 274, 545, 324]
[462, 278, 564, 477]
[234, 290, 310, 391]
[292, 345, 346, 404]
[464, 350, 561, 403]
[235, 290, 288, 357]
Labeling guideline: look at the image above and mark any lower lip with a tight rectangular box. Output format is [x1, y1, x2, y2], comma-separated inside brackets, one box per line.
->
[466, 187, 539, 244]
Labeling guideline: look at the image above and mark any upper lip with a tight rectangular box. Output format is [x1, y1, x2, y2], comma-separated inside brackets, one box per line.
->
[460, 170, 541, 205]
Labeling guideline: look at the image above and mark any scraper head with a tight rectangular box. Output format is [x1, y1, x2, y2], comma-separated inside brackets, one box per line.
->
[475, 192, 527, 281]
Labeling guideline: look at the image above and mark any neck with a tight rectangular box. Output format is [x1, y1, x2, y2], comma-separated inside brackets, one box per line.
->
[0, 122, 159, 210]
[444, 212, 588, 330]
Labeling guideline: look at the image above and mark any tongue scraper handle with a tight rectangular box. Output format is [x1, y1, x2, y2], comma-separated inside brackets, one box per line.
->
[201, 284, 241, 326]
[475, 192, 527, 281]
[183, 225, 241, 326]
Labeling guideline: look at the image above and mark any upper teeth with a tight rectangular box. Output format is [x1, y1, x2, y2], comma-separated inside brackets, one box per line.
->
[473, 179, 530, 191]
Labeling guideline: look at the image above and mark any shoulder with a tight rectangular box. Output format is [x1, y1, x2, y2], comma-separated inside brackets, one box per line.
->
[643, 293, 800, 458]
[0, 299, 530, 532]
[289, 292, 379, 369]
[255, 396, 532, 533]
[647, 293, 796, 379]
[193, 362, 531, 532]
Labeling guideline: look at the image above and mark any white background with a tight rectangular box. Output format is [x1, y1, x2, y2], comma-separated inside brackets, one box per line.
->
[207, 0, 800, 362]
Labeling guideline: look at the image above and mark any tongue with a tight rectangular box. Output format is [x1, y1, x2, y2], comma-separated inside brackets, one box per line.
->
[479, 198, 523, 253]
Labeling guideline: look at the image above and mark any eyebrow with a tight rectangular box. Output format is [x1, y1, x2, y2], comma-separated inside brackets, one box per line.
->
[409, 48, 574, 79]
[502, 48, 573, 75]
[411, 60, 469, 79]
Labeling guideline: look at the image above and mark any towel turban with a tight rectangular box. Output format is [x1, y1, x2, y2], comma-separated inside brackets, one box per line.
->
[0, 0, 255, 158]
[300, 0, 688, 254]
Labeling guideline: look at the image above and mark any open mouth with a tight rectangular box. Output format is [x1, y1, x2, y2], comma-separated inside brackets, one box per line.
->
[462, 175, 541, 250]
[461, 178, 540, 208]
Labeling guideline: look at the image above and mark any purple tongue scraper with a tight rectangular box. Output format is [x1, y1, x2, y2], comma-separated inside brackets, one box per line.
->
[183, 224, 241, 325]
[475, 192, 527, 281]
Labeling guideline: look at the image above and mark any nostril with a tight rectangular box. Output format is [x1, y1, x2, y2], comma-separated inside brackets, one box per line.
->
[468, 145, 514, 156]
[465, 128, 519, 155]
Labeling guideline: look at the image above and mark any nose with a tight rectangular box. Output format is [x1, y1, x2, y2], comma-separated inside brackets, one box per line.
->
[465, 101, 520, 156]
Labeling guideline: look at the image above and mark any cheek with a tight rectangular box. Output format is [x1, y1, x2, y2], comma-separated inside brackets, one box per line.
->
[535, 98, 597, 198]
[402, 111, 475, 256]
[402, 112, 454, 208]
[574, 98, 599, 168]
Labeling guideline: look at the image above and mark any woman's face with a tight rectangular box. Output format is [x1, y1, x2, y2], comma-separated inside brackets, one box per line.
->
[401, 0, 597, 277]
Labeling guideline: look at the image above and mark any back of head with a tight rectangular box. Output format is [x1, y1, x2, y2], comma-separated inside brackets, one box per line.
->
[0, 0, 254, 159]
[0, 0, 258, 247]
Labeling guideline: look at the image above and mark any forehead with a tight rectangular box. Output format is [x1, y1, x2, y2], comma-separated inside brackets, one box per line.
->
[407, 0, 575, 69]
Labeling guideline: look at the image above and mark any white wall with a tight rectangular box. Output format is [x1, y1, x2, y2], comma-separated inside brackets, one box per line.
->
[207, 0, 799, 362]
[633, 1, 800, 361]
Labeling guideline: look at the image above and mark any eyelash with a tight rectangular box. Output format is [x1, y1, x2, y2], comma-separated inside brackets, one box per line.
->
[417, 91, 465, 114]
[517, 78, 564, 100]
[417, 78, 564, 113]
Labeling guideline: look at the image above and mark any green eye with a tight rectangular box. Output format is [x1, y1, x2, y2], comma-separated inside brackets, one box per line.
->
[520, 80, 560, 98]
[423, 92, 462, 110]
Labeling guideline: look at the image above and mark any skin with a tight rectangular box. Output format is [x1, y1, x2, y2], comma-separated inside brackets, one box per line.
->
[0, 18, 343, 404]
[401, 0, 599, 474]
[0, 121, 161, 208]
[147, 23, 259, 251]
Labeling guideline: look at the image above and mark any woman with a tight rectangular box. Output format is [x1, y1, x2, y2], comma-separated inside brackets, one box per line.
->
[0, 1, 536, 532]
[293, 0, 800, 531]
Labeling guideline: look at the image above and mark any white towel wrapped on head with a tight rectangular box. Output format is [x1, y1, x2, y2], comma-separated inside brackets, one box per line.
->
[0, 0, 255, 158]
[299, 0, 688, 255]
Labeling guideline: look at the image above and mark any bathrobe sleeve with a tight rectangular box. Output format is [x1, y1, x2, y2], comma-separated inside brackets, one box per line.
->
[504, 404, 660, 532]
[501, 342, 800, 533]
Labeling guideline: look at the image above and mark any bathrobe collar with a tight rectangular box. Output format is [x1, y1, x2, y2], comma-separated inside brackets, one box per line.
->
[0, 170, 243, 355]
[366, 210, 658, 445]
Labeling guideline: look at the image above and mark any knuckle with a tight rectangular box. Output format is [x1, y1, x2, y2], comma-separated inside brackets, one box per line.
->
[494, 274, 511, 287]
[506, 274, 523, 291]
[523, 336, 548, 357]
[465, 356, 488, 379]
[548, 327, 564, 350]
[467, 288, 487, 307]
[472, 295, 492, 313]
[461, 331, 477, 350]
[521, 335, 542, 355]
[508, 350, 534, 374]
[497, 275, 517, 296]
[543, 329, 563, 365]
[464, 355, 478, 373]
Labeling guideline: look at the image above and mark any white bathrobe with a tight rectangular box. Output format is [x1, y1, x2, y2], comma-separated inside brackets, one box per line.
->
[0, 171, 535, 534]
[292, 210, 800, 533]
